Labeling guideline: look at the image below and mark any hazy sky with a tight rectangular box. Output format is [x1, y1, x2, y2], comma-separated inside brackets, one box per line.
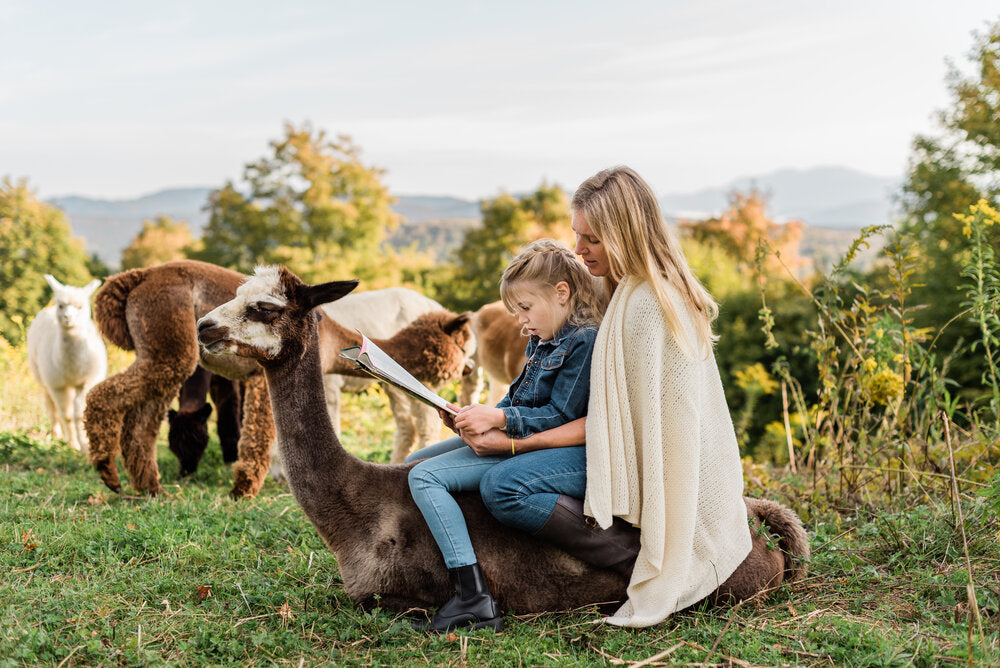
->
[1, 1, 997, 200]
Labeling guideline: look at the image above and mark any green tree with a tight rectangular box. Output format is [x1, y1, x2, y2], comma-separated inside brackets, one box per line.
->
[899, 18, 1000, 389]
[193, 122, 398, 283]
[120, 216, 196, 270]
[437, 184, 571, 312]
[0, 177, 93, 344]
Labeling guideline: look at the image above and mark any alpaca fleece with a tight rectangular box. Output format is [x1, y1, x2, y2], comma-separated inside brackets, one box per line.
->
[85, 260, 473, 498]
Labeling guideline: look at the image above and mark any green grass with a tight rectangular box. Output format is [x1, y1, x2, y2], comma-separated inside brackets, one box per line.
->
[2, 424, 998, 667]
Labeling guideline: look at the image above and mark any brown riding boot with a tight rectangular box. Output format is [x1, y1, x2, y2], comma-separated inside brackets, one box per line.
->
[533, 495, 640, 577]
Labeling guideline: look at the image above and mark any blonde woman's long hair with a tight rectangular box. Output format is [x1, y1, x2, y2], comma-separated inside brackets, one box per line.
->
[571, 166, 718, 355]
[500, 239, 607, 329]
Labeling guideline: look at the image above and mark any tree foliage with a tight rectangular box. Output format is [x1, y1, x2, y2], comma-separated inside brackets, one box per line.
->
[120, 216, 196, 270]
[0, 178, 93, 344]
[437, 184, 571, 312]
[681, 190, 807, 278]
[899, 19, 1000, 387]
[193, 122, 398, 283]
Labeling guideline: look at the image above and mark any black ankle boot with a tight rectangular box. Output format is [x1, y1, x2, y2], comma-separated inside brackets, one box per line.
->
[413, 563, 504, 633]
[533, 495, 641, 577]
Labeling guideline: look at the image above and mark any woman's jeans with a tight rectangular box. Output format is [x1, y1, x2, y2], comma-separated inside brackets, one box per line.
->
[406, 439, 587, 568]
[480, 446, 586, 533]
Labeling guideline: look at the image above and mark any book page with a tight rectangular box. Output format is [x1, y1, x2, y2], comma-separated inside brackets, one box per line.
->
[339, 334, 457, 415]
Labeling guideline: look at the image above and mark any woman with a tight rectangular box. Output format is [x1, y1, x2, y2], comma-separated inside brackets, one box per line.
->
[455, 166, 752, 628]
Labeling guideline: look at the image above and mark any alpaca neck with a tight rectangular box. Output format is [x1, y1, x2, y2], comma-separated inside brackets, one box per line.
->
[262, 323, 360, 542]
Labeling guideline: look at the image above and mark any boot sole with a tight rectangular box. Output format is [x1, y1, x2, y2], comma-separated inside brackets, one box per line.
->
[412, 616, 504, 633]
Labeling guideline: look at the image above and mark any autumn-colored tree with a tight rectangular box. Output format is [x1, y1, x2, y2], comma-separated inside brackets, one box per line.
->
[193, 122, 398, 283]
[679, 189, 807, 278]
[0, 177, 93, 344]
[120, 216, 196, 270]
[437, 184, 571, 312]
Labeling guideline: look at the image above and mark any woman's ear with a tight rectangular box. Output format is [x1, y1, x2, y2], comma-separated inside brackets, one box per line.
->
[554, 281, 571, 305]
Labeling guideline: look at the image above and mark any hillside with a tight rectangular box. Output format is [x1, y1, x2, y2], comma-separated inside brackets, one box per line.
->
[46, 166, 898, 267]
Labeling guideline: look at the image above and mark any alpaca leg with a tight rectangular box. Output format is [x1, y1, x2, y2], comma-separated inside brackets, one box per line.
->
[85, 377, 125, 493]
[85, 354, 193, 495]
[458, 365, 484, 405]
[71, 387, 89, 455]
[119, 395, 171, 495]
[229, 374, 275, 499]
[51, 386, 80, 451]
[384, 385, 418, 464]
[414, 401, 442, 452]
[41, 391, 62, 440]
[323, 374, 344, 438]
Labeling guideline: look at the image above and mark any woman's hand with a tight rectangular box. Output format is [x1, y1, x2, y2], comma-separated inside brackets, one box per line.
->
[461, 428, 511, 456]
[453, 404, 506, 435]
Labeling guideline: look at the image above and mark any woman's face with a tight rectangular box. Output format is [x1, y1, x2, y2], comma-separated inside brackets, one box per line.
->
[572, 210, 609, 277]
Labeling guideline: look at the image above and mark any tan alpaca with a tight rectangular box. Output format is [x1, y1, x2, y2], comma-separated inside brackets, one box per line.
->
[459, 301, 526, 405]
[84, 260, 472, 498]
[197, 266, 809, 615]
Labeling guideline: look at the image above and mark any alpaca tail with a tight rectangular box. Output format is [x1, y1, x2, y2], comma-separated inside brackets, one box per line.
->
[745, 497, 810, 582]
[93, 267, 147, 351]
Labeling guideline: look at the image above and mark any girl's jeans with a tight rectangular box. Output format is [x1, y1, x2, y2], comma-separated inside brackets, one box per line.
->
[406, 437, 508, 568]
[406, 439, 587, 567]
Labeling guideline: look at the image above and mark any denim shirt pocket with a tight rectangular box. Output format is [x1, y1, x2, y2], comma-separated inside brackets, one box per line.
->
[540, 352, 565, 371]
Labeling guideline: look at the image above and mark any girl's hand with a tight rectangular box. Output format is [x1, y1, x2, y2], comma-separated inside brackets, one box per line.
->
[453, 404, 506, 435]
[461, 428, 510, 456]
[438, 405, 459, 433]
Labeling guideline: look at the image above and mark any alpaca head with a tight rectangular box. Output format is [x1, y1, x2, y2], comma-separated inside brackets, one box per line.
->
[167, 403, 212, 476]
[45, 274, 101, 331]
[197, 266, 358, 362]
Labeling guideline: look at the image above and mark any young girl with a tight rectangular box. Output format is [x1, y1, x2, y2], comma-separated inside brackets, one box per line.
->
[405, 238, 606, 633]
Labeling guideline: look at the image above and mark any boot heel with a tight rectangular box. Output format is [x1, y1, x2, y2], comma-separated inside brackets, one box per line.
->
[472, 617, 504, 632]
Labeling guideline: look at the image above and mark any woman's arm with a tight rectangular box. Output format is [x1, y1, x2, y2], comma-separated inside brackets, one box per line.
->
[462, 417, 586, 456]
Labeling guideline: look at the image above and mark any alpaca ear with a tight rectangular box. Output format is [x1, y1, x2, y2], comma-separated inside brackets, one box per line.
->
[298, 280, 359, 311]
[44, 274, 62, 292]
[195, 403, 213, 421]
[443, 311, 473, 335]
[84, 279, 101, 296]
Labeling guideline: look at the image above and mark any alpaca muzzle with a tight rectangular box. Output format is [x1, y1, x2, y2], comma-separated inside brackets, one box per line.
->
[196, 319, 230, 350]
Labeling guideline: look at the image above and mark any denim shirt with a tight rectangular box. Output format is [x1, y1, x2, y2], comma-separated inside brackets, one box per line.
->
[496, 322, 598, 439]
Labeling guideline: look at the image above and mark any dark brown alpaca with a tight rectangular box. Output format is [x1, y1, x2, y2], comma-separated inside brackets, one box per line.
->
[166, 365, 242, 476]
[85, 260, 472, 498]
[460, 301, 526, 405]
[197, 266, 809, 615]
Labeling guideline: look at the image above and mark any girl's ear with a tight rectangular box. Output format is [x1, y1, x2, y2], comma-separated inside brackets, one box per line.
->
[554, 281, 571, 305]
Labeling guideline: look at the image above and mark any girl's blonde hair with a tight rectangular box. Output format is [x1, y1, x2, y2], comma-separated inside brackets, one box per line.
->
[571, 166, 718, 354]
[500, 239, 606, 329]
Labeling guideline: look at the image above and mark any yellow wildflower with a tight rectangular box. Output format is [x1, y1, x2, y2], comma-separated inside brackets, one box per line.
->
[863, 358, 878, 373]
[867, 368, 905, 406]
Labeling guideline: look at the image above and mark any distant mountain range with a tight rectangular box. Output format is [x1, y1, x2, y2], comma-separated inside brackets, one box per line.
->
[47, 166, 899, 267]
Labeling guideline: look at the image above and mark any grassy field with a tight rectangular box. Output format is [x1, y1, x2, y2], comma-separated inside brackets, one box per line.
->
[2, 341, 999, 666]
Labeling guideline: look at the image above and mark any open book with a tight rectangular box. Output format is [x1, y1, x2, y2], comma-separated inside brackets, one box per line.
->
[339, 334, 459, 416]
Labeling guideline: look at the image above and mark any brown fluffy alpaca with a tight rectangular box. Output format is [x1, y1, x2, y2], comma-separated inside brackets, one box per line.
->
[197, 266, 809, 615]
[85, 260, 473, 498]
[166, 365, 242, 476]
[459, 301, 526, 405]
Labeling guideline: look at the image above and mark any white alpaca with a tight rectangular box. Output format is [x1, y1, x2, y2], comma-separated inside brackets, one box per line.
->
[27, 275, 108, 453]
[270, 287, 476, 478]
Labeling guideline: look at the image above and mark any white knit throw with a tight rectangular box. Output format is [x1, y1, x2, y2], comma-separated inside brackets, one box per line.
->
[584, 276, 752, 627]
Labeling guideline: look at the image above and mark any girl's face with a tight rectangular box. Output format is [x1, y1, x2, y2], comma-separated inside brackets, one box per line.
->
[572, 210, 609, 277]
[511, 282, 571, 341]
